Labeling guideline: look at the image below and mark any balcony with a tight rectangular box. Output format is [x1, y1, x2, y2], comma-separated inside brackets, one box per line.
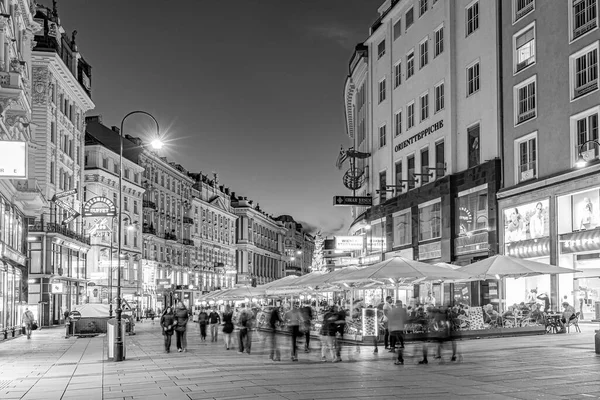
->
[517, 109, 536, 124]
[183, 217, 193, 225]
[13, 179, 46, 211]
[29, 220, 91, 245]
[143, 200, 156, 210]
[143, 226, 156, 235]
[574, 80, 598, 99]
[165, 232, 177, 241]
[182, 238, 194, 246]
[573, 19, 597, 40]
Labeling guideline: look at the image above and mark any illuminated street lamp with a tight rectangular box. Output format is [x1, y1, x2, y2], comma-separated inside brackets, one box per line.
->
[576, 140, 600, 168]
[115, 111, 161, 362]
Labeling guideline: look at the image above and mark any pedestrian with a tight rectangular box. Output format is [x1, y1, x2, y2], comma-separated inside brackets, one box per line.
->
[382, 296, 395, 351]
[22, 307, 35, 339]
[238, 304, 251, 354]
[284, 303, 302, 361]
[197, 307, 208, 341]
[174, 301, 189, 352]
[268, 306, 282, 361]
[149, 308, 156, 324]
[160, 307, 175, 353]
[208, 306, 221, 342]
[320, 306, 336, 362]
[387, 300, 407, 365]
[300, 303, 313, 353]
[333, 304, 347, 362]
[222, 305, 234, 350]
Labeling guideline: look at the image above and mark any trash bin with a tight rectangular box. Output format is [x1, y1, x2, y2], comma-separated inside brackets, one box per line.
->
[107, 319, 127, 360]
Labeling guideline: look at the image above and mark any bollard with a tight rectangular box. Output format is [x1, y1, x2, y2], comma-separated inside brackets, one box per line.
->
[65, 321, 70, 338]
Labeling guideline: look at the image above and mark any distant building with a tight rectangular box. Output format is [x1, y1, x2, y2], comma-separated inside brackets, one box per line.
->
[273, 215, 315, 276]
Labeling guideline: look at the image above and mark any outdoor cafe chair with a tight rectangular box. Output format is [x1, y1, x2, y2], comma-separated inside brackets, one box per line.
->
[566, 312, 581, 333]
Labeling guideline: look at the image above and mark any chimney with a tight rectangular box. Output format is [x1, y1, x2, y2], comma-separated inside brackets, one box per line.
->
[85, 115, 102, 124]
[219, 185, 224, 192]
[225, 188, 230, 195]
[231, 191, 236, 198]
[111, 126, 120, 134]
[248, 200, 254, 205]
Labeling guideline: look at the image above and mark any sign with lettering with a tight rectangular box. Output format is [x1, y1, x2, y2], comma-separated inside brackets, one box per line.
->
[82, 196, 116, 217]
[0, 141, 27, 178]
[333, 196, 373, 206]
[394, 120, 444, 152]
[52, 188, 77, 201]
[335, 236, 364, 251]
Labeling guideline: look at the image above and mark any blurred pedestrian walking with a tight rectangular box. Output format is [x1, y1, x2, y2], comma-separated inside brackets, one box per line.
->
[197, 307, 208, 341]
[387, 300, 407, 365]
[238, 304, 251, 354]
[285, 303, 302, 361]
[333, 305, 347, 362]
[222, 305, 234, 350]
[160, 307, 175, 353]
[208, 307, 221, 342]
[174, 301, 189, 352]
[301, 303, 313, 352]
[22, 308, 35, 339]
[320, 306, 336, 362]
[268, 306, 282, 361]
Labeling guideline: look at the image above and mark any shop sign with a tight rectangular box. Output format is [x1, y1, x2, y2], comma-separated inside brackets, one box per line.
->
[503, 199, 549, 243]
[394, 120, 443, 152]
[333, 196, 373, 206]
[0, 242, 26, 265]
[336, 257, 360, 266]
[455, 231, 489, 255]
[82, 196, 116, 217]
[51, 282, 64, 294]
[0, 140, 27, 178]
[335, 236, 364, 251]
[360, 254, 382, 265]
[367, 237, 386, 249]
[505, 237, 550, 258]
[418, 241, 441, 260]
[559, 230, 600, 254]
[89, 218, 112, 237]
[156, 279, 171, 286]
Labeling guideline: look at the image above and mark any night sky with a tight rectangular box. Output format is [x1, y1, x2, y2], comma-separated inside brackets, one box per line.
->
[40, 0, 380, 237]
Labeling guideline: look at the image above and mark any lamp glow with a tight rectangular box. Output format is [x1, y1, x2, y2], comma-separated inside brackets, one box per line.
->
[151, 139, 164, 149]
[495, 274, 501, 280]
[576, 155, 587, 168]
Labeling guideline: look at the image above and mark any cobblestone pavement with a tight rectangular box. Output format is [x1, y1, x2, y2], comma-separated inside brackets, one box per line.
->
[0, 320, 599, 400]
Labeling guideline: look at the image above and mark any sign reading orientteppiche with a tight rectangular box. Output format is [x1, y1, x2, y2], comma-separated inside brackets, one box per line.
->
[82, 196, 117, 217]
[333, 196, 373, 206]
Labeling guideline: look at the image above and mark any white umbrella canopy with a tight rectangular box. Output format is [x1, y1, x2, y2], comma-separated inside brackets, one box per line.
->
[330, 256, 471, 284]
[223, 286, 266, 299]
[458, 255, 581, 280]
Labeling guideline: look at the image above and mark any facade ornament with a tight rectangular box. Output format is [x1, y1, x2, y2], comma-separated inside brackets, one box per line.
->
[32, 66, 49, 105]
[0, 97, 16, 116]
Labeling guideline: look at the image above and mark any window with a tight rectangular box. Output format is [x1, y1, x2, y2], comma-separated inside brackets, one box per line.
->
[379, 171, 387, 202]
[393, 19, 402, 40]
[407, 51, 415, 79]
[419, 38, 428, 69]
[406, 7, 414, 31]
[394, 62, 402, 88]
[113, 162, 118, 174]
[435, 140, 445, 178]
[378, 78, 386, 103]
[467, 62, 480, 96]
[407, 102, 415, 129]
[419, 201, 442, 241]
[570, 42, 598, 100]
[407, 155, 416, 190]
[421, 147, 430, 184]
[434, 26, 444, 57]
[102, 157, 108, 169]
[466, 1, 480, 36]
[515, 132, 537, 182]
[514, 24, 536, 73]
[456, 187, 488, 236]
[84, 153, 88, 166]
[50, 122, 56, 143]
[571, 0, 598, 41]
[435, 82, 445, 112]
[395, 110, 402, 136]
[419, 0, 428, 17]
[50, 162, 55, 184]
[134, 173, 139, 183]
[395, 160, 403, 190]
[379, 124, 387, 148]
[393, 211, 411, 247]
[572, 107, 599, 164]
[515, 76, 537, 125]
[124, 168, 130, 179]
[378, 39, 386, 59]
[514, 0, 534, 22]
[420, 93, 429, 121]
[124, 196, 129, 211]
[467, 123, 480, 168]
[134, 200, 139, 214]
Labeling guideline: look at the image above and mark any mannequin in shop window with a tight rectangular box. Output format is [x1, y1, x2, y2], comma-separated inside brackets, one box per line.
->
[529, 202, 545, 239]
[579, 198, 596, 230]
[506, 208, 525, 242]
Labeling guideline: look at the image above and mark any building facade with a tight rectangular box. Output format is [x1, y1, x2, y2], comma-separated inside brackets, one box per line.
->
[343, 0, 503, 306]
[189, 173, 237, 294]
[274, 215, 315, 276]
[0, 0, 40, 339]
[27, 3, 95, 327]
[232, 195, 285, 286]
[83, 129, 145, 311]
[497, 0, 600, 314]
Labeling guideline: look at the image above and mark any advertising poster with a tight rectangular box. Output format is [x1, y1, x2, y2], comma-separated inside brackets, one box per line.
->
[503, 199, 549, 243]
[572, 189, 600, 231]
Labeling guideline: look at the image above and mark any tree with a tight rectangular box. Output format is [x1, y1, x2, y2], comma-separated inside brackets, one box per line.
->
[310, 231, 325, 272]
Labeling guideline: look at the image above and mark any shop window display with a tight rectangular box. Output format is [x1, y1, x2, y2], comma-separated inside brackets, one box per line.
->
[457, 187, 488, 236]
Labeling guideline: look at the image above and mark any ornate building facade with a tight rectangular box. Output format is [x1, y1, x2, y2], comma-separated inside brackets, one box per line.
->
[0, 0, 40, 340]
[27, 2, 95, 327]
[274, 215, 315, 276]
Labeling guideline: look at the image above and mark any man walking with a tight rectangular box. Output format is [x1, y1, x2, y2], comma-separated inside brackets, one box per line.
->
[208, 306, 221, 342]
[382, 296, 394, 351]
[238, 304, 251, 354]
[22, 308, 35, 339]
[387, 300, 407, 365]
[301, 303, 313, 352]
[197, 307, 208, 341]
[284, 303, 301, 361]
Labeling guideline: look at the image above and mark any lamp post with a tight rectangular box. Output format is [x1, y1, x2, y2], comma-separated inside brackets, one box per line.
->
[576, 139, 600, 168]
[115, 111, 162, 362]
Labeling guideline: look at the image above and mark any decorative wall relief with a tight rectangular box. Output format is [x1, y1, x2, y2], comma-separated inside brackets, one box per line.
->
[32, 66, 49, 105]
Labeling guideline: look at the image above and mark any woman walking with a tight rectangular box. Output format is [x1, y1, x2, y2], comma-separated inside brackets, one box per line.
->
[174, 301, 189, 352]
[222, 305, 234, 350]
[160, 307, 175, 353]
[197, 307, 208, 341]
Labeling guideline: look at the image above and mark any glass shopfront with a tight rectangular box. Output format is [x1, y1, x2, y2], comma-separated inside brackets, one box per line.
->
[502, 199, 552, 309]
[0, 262, 22, 336]
[557, 188, 600, 320]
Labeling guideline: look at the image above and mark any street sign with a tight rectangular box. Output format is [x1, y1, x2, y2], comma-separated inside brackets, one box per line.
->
[69, 310, 81, 321]
[333, 196, 373, 206]
[52, 188, 77, 201]
[82, 196, 117, 217]
[122, 299, 132, 311]
[62, 212, 80, 225]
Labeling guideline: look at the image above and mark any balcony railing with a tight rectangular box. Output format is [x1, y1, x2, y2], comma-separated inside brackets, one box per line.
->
[142, 226, 156, 235]
[573, 19, 597, 40]
[29, 220, 91, 245]
[142, 200, 156, 210]
[182, 238, 194, 246]
[183, 217, 193, 225]
[515, 1, 534, 21]
[165, 232, 177, 241]
[574, 80, 598, 99]
[517, 109, 536, 124]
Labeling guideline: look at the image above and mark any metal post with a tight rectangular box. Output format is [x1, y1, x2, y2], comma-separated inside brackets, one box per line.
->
[109, 218, 113, 318]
